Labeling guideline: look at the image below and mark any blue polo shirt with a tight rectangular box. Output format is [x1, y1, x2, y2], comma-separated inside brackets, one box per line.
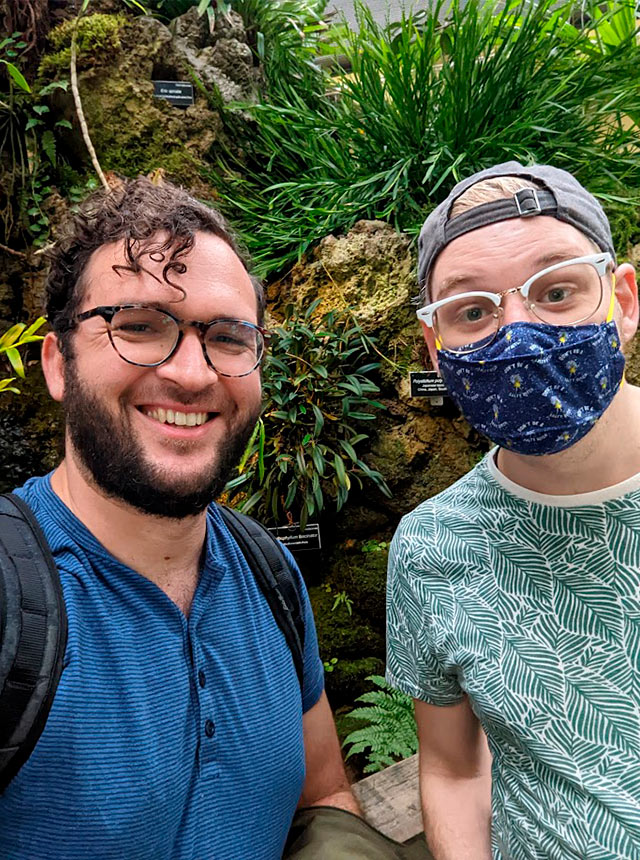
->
[1, 474, 324, 860]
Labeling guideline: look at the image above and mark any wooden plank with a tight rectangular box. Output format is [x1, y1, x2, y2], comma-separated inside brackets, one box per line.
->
[353, 753, 423, 844]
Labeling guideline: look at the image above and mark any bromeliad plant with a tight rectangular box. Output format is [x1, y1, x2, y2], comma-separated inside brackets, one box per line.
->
[225, 301, 391, 527]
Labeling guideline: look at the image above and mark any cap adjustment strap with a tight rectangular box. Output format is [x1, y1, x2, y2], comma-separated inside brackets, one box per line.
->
[444, 189, 557, 244]
[514, 187, 541, 216]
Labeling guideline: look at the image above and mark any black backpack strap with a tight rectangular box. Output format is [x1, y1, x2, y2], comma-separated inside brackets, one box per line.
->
[217, 505, 305, 690]
[0, 493, 67, 794]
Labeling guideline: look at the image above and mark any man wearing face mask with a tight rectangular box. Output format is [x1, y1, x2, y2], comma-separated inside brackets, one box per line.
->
[386, 162, 640, 859]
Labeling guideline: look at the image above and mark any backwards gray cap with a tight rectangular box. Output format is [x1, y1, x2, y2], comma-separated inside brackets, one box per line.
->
[417, 161, 615, 302]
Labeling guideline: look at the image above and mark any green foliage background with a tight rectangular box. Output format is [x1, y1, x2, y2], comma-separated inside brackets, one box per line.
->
[213, 0, 640, 275]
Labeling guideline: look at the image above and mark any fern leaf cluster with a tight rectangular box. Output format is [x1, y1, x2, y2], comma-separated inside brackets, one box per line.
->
[343, 675, 418, 773]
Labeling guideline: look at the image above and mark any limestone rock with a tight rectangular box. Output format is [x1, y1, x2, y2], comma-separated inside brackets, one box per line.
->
[170, 8, 260, 104]
[274, 220, 416, 332]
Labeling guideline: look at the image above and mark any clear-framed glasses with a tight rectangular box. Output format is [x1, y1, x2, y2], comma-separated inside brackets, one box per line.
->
[74, 305, 270, 377]
[416, 252, 613, 354]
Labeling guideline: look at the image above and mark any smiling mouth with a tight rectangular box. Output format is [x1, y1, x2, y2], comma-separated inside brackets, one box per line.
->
[140, 407, 213, 427]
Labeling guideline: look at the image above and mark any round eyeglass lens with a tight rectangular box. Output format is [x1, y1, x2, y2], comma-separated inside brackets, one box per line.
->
[527, 261, 603, 326]
[110, 307, 178, 365]
[204, 320, 263, 376]
[434, 295, 500, 352]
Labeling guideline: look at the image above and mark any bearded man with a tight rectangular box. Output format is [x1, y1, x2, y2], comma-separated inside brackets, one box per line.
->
[0, 178, 358, 859]
[386, 162, 640, 859]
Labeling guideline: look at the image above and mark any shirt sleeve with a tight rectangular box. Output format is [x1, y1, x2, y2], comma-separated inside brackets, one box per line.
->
[386, 512, 465, 706]
[281, 546, 325, 713]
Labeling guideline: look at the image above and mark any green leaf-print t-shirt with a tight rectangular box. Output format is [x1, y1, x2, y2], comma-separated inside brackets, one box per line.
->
[386, 450, 640, 860]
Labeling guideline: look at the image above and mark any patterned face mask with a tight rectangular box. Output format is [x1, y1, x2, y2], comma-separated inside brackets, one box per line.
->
[437, 319, 625, 455]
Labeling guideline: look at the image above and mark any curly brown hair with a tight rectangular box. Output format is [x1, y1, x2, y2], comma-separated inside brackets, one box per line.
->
[46, 177, 263, 357]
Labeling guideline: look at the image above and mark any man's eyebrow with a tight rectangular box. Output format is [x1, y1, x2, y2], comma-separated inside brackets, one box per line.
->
[530, 250, 592, 268]
[116, 299, 180, 310]
[433, 274, 485, 301]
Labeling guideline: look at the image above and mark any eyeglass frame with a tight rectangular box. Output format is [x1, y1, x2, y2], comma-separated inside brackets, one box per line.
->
[416, 252, 613, 342]
[74, 304, 271, 377]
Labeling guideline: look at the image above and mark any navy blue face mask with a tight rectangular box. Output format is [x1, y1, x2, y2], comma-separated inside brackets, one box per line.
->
[437, 319, 625, 455]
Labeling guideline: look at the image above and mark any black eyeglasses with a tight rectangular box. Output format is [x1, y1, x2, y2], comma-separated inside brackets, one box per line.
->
[75, 305, 270, 377]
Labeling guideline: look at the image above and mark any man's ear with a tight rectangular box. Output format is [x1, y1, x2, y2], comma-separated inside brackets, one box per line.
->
[613, 263, 638, 345]
[41, 332, 65, 402]
[419, 320, 440, 373]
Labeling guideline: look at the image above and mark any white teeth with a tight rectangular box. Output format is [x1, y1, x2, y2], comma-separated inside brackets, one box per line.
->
[144, 408, 209, 426]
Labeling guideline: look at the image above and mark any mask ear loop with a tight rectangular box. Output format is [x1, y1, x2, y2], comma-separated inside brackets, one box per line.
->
[607, 273, 625, 389]
[605, 273, 616, 323]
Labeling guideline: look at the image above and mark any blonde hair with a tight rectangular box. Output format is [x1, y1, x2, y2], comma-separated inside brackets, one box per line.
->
[449, 176, 544, 219]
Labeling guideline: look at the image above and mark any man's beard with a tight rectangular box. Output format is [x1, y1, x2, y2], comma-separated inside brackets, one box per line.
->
[63, 363, 261, 519]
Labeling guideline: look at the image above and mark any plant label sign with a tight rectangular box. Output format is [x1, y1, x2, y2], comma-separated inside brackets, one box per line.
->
[268, 523, 322, 552]
[410, 370, 448, 405]
[153, 81, 194, 108]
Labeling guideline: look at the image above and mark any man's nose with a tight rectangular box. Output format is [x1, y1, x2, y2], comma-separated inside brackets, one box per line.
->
[500, 289, 536, 327]
[155, 329, 217, 389]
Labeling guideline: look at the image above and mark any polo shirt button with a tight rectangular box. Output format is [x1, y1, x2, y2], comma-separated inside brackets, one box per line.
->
[204, 719, 215, 738]
[198, 670, 206, 688]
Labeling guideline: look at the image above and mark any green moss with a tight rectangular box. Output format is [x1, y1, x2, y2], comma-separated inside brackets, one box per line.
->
[40, 14, 126, 78]
[309, 585, 384, 661]
[327, 546, 389, 630]
[95, 123, 202, 182]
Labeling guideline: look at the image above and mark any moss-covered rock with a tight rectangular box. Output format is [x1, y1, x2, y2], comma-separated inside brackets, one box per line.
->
[40, 13, 126, 77]
[309, 584, 384, 660]
[38, 8, 259, 186]
[326, 542, 389, 629]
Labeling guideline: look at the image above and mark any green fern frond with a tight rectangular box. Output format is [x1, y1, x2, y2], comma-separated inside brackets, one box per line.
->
[342, 675, 418, 773]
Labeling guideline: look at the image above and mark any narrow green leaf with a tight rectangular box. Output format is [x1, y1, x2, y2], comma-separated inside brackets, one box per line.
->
[296, 448, 306, 474]
[5, 348, 25, 377]
[339, 439, 358, 462]
[238, 490, 263, 514]
[1, 60, 30, 93]
[334, 454, 348, 487]
[258, 419, 266, 482]
[0, 323, 25, 349]
[311, 403, 324, 435]
[22, 316, 46, 338]
[238, 420, 260, 473]
[0, 377, 18, 391]
[311, 445, 325, 477]
[284, 478, 298, 510]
